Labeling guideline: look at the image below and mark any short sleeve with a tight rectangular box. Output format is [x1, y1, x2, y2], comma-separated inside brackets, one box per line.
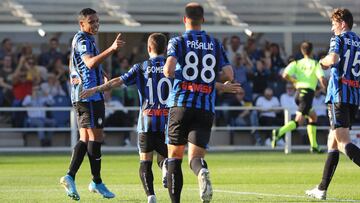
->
[328, 36, 341, 55]
[120, 64, 140, 86]
[284, 61, 296, 75]
[167, 38, 178, 59]
[76, 36, 92, 57]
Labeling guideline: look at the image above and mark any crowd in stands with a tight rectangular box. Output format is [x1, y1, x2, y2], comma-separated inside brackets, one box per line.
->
[0, 34, 356, 146]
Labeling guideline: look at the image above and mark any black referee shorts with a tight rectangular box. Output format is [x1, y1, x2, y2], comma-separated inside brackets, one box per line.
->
[295, 88, 315, 115]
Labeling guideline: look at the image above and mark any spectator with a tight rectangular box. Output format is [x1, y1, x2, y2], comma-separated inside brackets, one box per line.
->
[103, 91, 131, 146]
[249, 59, 270, 98]
[280, 83, 297, 118]
[52, 58, 69, 96]
[245, 38, 262, 64]
[224, 35, 244, 65]
[0, 55, 15, 106]
[0, 38, 15, 65]
[16, 55, 42, 85]
[17, 43, 33, 61]
[255, 88, 281, 143]
[270, 43, 285, 71]
[312, 86, 328, 126]
[38, 37, 64, 67]
[232, 53, 253, 101]
[40, 73, 66, 97]
[22, 85, 56, 147]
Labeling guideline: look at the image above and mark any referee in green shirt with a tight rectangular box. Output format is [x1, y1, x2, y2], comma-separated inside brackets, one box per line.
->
[272, 42, 327, 153]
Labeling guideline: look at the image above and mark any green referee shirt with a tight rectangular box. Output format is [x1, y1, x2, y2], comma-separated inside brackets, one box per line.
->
[284, 58, 324, 90]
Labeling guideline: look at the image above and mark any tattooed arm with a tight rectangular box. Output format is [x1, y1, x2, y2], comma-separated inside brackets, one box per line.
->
[80, 77, 123, 99]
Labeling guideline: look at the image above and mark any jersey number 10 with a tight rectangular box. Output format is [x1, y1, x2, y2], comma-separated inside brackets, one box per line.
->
[146, 78, 172, 105]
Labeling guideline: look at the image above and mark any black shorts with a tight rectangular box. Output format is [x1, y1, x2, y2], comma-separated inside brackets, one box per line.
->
[73, 100, 105, 129]
[138, 132, 167, 157]
[328, 103, 358, 129]
[295, 88, 314, 115]
[166, 107, 214, 148]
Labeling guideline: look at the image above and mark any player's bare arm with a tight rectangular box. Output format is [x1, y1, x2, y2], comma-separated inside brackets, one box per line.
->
[163, 56, 177, 78]
[80, 77, 123, 99]
[83, 33, 125, 69]
[319, 52, 339, 70]
[282, 72, 297, 86]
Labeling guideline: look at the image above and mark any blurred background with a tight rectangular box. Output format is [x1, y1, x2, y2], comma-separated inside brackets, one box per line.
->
[0, 0, 360, 151]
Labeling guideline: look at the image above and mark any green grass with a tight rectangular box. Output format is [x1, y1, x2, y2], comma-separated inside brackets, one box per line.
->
[0, 152, 359, 202]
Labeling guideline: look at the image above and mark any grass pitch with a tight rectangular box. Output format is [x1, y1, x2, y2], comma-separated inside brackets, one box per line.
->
[0, 152, 360, 202]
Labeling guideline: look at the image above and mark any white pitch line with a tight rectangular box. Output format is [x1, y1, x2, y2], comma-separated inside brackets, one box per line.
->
[213, 189, 360, 202]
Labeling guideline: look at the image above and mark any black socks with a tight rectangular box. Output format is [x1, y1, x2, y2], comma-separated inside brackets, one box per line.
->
[67, 141, 87, 180]
[318, 150, 339, 190]
[87, 141, 102, 184]
[190, 157, 208, 175]
[345, 143, 360, 167]
[167, 158, 183, 203]
[139, 161, 155, 196]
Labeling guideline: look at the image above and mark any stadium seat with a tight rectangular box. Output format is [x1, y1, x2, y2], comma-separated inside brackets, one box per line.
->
[51, 95, 71, 127]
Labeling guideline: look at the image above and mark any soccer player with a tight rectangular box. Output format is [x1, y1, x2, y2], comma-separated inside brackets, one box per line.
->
[81, 33, 169, 203]
[60, 8, 124, 201]
[271, 41, 327, 152]
[306, 8, 360, 200]
[163, 3, 236, 203]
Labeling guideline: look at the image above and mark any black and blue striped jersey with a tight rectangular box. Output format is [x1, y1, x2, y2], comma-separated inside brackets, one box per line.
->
[325, 31, 360, 105]
[166, 30, 230, 113]
[120, 56, 172, 133]
[70, 31, 104, 103]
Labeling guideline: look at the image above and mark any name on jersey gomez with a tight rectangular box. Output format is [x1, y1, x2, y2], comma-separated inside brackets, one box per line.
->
[146, 65, 164, 73]
[187, 40, 214, 50]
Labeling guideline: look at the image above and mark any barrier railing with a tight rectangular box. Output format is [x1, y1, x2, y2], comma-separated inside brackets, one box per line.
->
[0, 106, 354, 153]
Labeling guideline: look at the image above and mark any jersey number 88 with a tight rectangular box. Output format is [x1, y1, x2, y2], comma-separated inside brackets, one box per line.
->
[182, 51, 216, 83]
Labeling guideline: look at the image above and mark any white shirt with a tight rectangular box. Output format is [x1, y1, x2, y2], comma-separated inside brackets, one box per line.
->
[255, 96, 280, 118]
[22, 94, 54, 118]
[280, 93, 297, 116]
[312, 94, 327, 116]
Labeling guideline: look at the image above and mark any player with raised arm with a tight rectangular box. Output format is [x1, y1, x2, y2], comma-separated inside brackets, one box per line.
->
[271, 41, 327, 153]
[163, 2, 237, 203]
[306, 8, 360, 200]
[60, 8, 124, 201]
[81, 33, 170, 203]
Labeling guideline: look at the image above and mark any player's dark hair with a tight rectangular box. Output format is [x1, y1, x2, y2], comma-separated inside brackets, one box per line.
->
[78, 8, 97, 21]
[148, 33, 167, 55]
[185, 3, 204, 26]
[331, 8, 353, 29]
[300, 41, 313, 56]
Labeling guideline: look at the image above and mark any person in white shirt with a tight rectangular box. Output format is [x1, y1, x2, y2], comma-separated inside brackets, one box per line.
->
[255, 87, 281, 143]
[22, 85, 56, 146]
[312, 86, 328, 126]
[280, 83, 297, 117]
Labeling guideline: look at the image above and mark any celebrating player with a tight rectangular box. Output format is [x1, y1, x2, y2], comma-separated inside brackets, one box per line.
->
[163, 2, 237, 203]
[60, 8, 124, 201]
[81, 33, 169, 203]
[306, 8, 360, 200]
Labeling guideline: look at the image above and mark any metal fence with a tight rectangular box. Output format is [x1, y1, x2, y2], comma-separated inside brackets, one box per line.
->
[0, 106, 355, 153]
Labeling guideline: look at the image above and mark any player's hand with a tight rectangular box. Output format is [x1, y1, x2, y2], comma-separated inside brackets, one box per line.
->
[80, 88, 97, 99]
[223, 81, 242, 94]
[111, 33, 126, 51]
